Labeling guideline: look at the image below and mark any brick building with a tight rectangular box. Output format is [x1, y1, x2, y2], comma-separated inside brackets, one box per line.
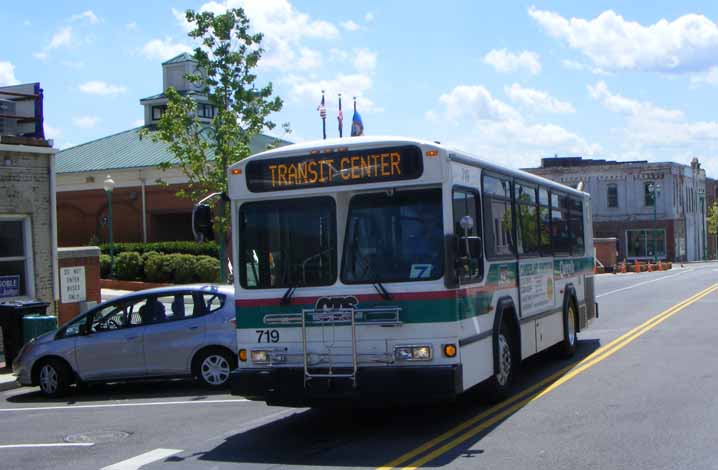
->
[56, 53, 288, 246]
[0, 83, 57, 312]
[524, 157, 708, 262]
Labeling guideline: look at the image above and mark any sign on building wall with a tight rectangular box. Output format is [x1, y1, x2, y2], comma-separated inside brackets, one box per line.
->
[0, 275, 20, 298]
[60, 266, 86, 303]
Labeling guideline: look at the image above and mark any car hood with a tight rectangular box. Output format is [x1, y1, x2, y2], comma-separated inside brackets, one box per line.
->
[31, 330, 57, 344]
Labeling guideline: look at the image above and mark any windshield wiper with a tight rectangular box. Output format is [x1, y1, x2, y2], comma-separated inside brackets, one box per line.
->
[281, 286, 297, 305]
[372, 281, 392, 301]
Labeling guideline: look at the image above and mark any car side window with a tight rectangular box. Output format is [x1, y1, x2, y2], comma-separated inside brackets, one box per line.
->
[202, 294, 226, 314]
[90, 302, 131, 333]
[128, 296, 168, 326]
[62, 314, 89, 338]
[164, 294, 200, 321]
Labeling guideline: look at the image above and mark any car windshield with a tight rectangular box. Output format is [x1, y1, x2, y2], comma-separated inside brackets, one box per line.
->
[341, 188, 444, 283]
[239, 196, 337, 289]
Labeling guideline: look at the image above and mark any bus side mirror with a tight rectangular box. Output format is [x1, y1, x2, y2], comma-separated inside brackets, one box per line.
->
[192, 204, 214, 241]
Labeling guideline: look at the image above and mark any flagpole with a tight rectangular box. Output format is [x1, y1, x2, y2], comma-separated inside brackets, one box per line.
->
[321, 90, 326, 140]
[338, 93, 343, 138]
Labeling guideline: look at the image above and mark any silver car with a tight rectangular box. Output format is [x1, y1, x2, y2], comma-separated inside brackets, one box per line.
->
[13, 284, 237, 397]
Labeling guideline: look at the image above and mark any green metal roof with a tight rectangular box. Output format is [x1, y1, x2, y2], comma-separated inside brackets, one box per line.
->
[139, 89, 203, 102]
[162, 52, 197, 65]
[56, 127, 289, 174]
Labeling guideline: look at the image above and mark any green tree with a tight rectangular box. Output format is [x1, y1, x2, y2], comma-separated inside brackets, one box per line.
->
[148, 7, 285, 281]
[708, 201, 718, 236]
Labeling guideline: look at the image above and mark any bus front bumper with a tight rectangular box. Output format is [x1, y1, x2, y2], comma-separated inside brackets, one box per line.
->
[231, 365, 463, 407]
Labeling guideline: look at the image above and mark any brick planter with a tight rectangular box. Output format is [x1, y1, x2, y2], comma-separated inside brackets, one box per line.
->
[100, 279, 172, 291]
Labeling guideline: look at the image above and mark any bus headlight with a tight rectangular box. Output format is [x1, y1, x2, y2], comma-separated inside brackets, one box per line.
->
[394, 345, 432, 361]
[251, 350, 270, 364]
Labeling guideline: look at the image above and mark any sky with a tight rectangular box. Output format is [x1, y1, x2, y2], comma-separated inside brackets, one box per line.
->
[2, 1, 718, 177]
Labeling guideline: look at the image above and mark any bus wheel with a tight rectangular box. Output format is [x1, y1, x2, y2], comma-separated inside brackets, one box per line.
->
[485, 322, 515, 403]
[560, 301, 578, 358]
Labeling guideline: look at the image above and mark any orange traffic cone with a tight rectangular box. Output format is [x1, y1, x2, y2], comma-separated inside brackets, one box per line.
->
[621, 262, 627, 273]
[658, 260, 663, 271]
[647, 263, 653, 272]
[635, 262, 641, 273]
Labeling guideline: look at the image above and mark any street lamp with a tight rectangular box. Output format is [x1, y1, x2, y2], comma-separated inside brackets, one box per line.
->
[648, 182, 662, 263]
[103, 175, 116, 278]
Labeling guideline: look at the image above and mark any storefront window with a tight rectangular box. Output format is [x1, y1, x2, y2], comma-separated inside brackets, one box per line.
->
[0, 218, 31, 298]
[627, 229, 666, 258]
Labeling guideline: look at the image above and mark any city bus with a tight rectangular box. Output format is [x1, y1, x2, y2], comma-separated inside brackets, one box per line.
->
[210, 136, 597, 407]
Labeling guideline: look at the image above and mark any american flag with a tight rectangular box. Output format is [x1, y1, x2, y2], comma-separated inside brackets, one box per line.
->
[338, 97, 344, 138]
[317, 96, 326, 119]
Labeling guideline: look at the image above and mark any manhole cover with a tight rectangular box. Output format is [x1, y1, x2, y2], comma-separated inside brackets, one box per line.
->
[65, 430, 131, 444]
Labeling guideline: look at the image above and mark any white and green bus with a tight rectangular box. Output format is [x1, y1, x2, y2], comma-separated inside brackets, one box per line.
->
[214, 136, 597, 406]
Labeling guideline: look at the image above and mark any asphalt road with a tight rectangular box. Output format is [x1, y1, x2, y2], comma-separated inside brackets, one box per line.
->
[2, 262, 718, 470]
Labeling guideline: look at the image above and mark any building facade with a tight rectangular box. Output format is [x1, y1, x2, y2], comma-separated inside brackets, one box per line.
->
[56, 53, 288, 246]
[525, 157, 708, 262]
[0, 83, 57, 312]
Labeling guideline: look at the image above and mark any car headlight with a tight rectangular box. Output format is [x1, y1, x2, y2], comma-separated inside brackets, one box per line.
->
[394, 345, 432, 361]
[250, 350, 270, 364]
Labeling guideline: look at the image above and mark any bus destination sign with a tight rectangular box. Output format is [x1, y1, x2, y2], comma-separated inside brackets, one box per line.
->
[245, 145, 423, 192]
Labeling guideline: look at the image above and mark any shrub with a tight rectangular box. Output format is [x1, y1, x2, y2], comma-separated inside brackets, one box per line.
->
[99, 254, 112, 278]
[144, 254, 173, 283]
[170, 254, 197, 284]
[195, 255, 220, 283]
[98, 241, 218, 258]
[113, 252, 143, 280]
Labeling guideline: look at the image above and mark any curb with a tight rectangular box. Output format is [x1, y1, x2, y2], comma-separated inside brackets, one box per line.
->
[0, 379, 20, 392]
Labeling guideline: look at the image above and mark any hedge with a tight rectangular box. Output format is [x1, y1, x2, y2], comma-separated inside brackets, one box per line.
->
[110, 251, 220, 283]
[98, 241, 219, 258]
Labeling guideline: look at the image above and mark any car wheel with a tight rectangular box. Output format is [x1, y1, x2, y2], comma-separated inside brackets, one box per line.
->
[38, 359, 71, 398]
[194, 349, 233, 388]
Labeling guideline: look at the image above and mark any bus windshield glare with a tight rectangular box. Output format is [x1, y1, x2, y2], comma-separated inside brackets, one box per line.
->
[239, 197, 337, 289]
[341, 188, 444, 284]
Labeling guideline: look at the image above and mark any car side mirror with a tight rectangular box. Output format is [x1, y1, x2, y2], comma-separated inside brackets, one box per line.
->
[192, 204, 214, 241]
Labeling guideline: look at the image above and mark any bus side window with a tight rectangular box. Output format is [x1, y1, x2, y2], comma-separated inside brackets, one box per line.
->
[538, 188, 551, 254]
[482, 174, 515, 259]
[452, 188, 483, 282]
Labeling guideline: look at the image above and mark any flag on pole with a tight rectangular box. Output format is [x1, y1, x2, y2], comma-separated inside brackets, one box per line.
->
[318, 91, 327, 139]
[337, 93, 343, 138]
[351, 97, 364, 137]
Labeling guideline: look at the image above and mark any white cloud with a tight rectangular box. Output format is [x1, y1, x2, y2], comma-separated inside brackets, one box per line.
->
[426, 84, 598, 167]
[330, 48, 349, 61]
[587, 81, 683, 121]
[70, 10, 100, 24]
[140, 38, 192, 61]
[353, 48, 376, 72]
[79, 81, 127, 96]
[297, 48, 321, 69]
[560, 59, 611, 76]
[285, 73, 381, 113]
[529, 7, 718, 75]
[73, 116, 99, 129]
[587, 80, 718, 153]
[341, 20, 360, 31]
[483, 49, 541, 75]
[48, 27, 73, 49]
[126, 21, 138, 31]
[504, 83, 575, 114]
[34, 26, 73, 59]
[364, 12, 374, 23]
[690, 66, 718, 85]
[0, 61, 19, 86]
[183, 1, 339, 70]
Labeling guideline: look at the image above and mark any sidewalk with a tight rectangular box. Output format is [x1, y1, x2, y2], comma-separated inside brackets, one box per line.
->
[0, 362, 18, 392]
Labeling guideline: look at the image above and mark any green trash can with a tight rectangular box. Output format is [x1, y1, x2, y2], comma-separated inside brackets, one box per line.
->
[22, 315, 58, 344]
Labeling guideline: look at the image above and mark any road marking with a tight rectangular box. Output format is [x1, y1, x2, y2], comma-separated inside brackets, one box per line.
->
[0, 442, 95, 449]
[0, 398, 248, 413]
[101, 448, 182, 470]
[597, 270, 688, 298]
[378, 282, 718, 469]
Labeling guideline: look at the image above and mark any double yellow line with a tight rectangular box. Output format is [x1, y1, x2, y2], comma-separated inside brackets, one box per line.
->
[379, 282, 718, 470]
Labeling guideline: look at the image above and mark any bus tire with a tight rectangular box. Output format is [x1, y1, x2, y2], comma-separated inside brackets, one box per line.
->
[484, 320, 516, 403]
[559, 298, 578, 358]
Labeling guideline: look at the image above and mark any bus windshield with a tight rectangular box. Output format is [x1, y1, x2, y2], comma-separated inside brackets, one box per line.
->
[341, 188, 444, 284]
[239, 197, 337, 289]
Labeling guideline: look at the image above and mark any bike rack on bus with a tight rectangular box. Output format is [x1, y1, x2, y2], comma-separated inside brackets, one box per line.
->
[263, 307, 402, 388]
